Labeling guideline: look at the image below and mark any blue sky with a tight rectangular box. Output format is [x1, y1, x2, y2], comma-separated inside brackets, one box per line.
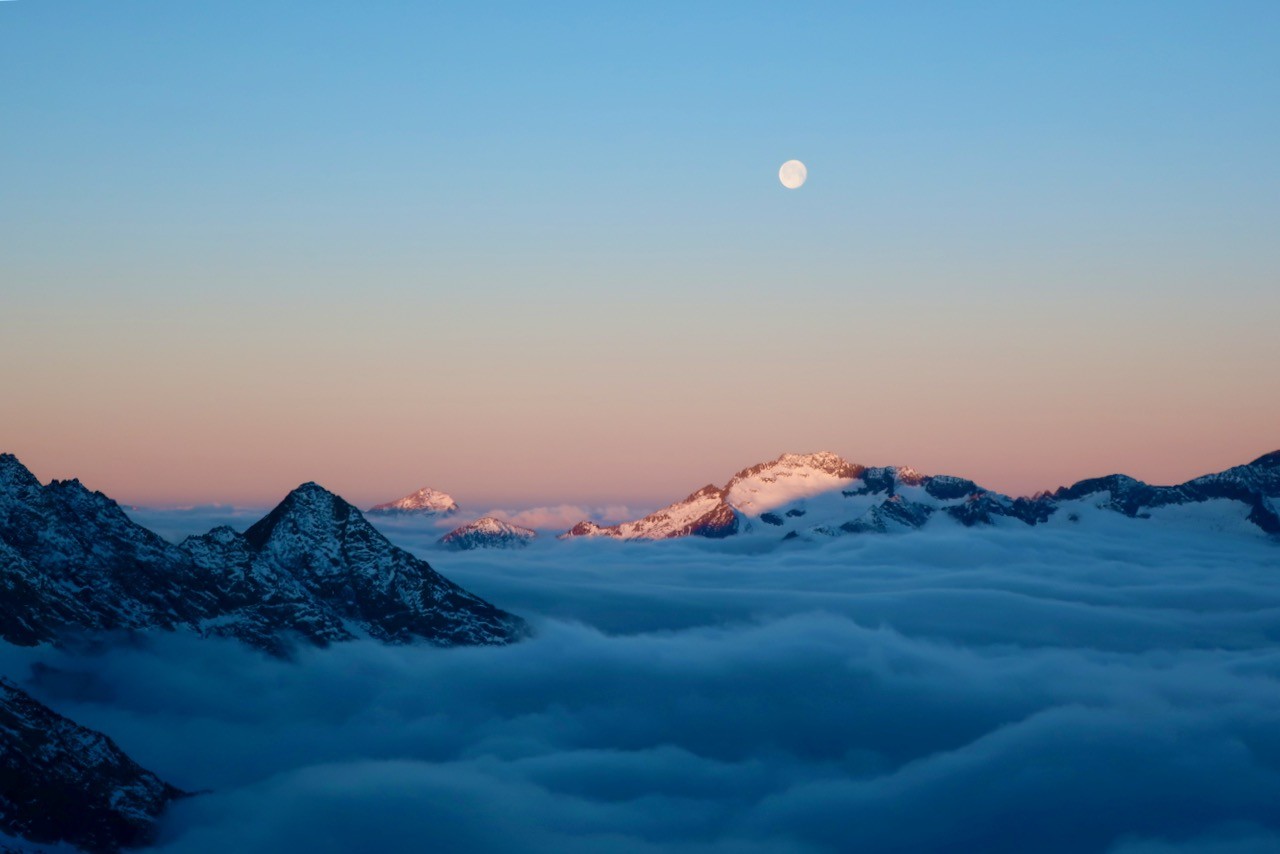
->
[1, 1, 1278, 504]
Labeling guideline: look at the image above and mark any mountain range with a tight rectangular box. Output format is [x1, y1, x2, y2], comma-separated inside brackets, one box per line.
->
[2, 448, 1276, 852]
[562, 450, 1280, 541]
[0, 452, 528, 852]
[0, 454, 526, 656]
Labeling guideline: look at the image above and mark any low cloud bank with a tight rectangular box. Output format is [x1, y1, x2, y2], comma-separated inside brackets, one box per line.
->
[124, 505, 267, 542]
[127, 503, 644, 541]
[4, 521, 1278, 852]
[481, 503, 640, 532]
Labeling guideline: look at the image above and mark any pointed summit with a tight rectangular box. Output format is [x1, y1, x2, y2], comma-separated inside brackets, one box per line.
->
[243, 480, 352, 550]
[0, 453, 41, 494]
[236, 481, 527, 648]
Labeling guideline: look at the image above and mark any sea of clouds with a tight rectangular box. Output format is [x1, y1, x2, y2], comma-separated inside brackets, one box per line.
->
[3, 516, 1279, 853]
[124, 501, 643, 542]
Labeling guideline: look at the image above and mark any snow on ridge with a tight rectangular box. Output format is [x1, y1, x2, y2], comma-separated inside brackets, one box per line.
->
[439, 516, 537, 550]
[726, 451, 864, 516]
[369, 486, 460, 516]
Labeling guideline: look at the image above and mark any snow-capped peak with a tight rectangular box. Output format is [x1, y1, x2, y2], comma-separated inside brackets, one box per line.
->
[725, 451, 863, 516]
[244, 481, 352, 548]
[439, 517, 537, 550]
[369, 486, 460, 517]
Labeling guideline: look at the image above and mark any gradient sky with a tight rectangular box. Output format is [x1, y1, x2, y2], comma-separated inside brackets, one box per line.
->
[2, 1, 1278, 508]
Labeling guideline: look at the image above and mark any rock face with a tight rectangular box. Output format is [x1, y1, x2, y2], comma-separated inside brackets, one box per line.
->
[439, 517, 536, 551]
[1049, 451, 1280, 534]
[0, 454, 527, 655]
[0, 679, 182, 853]
[368, 487, 459, 518]
[562, 450, 1280, 542]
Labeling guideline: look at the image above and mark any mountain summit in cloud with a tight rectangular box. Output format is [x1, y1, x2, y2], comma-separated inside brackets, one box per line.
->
[368, 486, 460, 517]
[563, 450, 1280, 540]
[0, 454, 527, 656]
[439, 517, 537, 550]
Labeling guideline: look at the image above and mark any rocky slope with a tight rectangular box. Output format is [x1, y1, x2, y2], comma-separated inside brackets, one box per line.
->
[563, 450, 1280, 541]
[368, 486, 459, 517]
[561, 485, 737, 540]
[439, 517, 537, 550]
[0, 454, 527, 655]
[1, 679, 182, 853]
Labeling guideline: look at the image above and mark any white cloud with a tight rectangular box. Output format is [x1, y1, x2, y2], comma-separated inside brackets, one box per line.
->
[3, 522, 1278, 852]
[481, 504, 641, 531]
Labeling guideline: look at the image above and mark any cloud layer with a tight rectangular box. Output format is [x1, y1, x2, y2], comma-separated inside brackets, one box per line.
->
[4, 520, 1278, 853]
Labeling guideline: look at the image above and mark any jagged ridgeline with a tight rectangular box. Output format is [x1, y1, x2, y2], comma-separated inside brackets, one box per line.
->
[0, 454, 528, 656]
[561, 450, 1280, 541]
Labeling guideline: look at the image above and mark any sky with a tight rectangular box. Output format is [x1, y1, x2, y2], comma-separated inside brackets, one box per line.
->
[2, 1, 1278, 507]
[4, 518, 1280, 852]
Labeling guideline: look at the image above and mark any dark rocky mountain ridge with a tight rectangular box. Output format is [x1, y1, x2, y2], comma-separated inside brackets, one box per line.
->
[0, 454, 527, 656]
[1, 679, 182, 853]
[0, 453, 531, 852]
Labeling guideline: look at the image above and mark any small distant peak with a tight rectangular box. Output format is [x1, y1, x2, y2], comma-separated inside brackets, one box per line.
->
[457, 517, 534, 535]
[180, 524, 243, 550]
[895, 466, 925, 486]
[439, 516, 536, 549]
[688, 484, 726, 500]
[369, 485, 459, 516]
[561, 520, 607, 538]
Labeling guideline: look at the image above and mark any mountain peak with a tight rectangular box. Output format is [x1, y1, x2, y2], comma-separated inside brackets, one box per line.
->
[277, 480, 348, 517]
[0, 461, 528, 655]
[369, 485, 460, 516]
[290, 480, 334, 497]
[243, 481, 355, 550]
[725, 451, 864, 516]
[728, 451, 863, 487]
[439, 517, 537, 550]
[0, 453, 41, 494]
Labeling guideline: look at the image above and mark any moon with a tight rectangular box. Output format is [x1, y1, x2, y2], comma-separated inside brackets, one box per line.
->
[779, 159, 807, 189]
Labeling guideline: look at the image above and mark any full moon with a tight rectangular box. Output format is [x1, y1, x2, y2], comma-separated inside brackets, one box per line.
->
[779, 159, 807, 189]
